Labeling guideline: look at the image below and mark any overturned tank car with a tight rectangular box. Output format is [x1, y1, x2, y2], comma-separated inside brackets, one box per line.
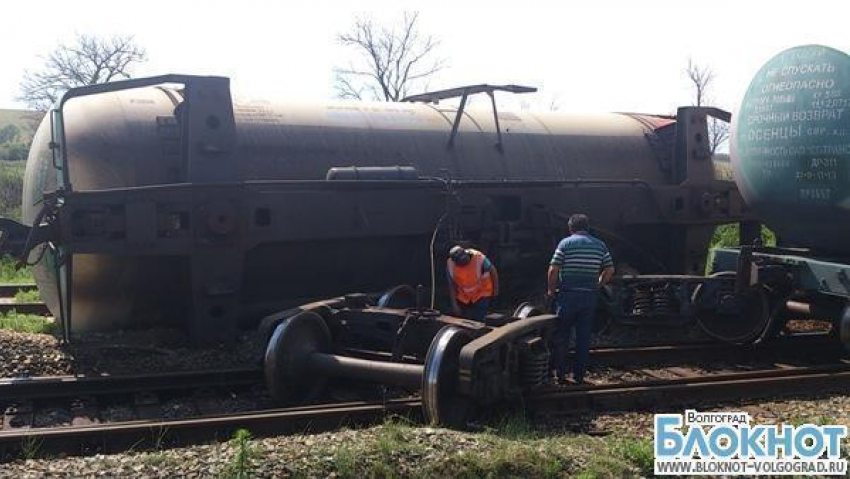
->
[0, 75, 759, 424]
[4, 75, 750, 341]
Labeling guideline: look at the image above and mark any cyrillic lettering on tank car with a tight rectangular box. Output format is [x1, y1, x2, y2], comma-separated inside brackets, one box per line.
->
[735, 45, 850, 208]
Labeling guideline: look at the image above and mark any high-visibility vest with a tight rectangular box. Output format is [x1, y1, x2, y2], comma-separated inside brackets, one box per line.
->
[447, 249, 494, 304]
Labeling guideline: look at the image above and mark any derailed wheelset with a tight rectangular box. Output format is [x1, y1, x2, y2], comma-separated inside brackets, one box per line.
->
[262, 287, 558, 427]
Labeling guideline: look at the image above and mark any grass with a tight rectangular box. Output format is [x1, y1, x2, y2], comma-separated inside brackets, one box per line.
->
[332, 443, 358, 478]
[427, 443, 568, 478]
[490, 413, 536, 440]
[377, 416, 421, 458]
[0, 256, 33, 284]
[224, 429, 257, 479]
[789, 415, 837, 427]
[304, 415, 654, 478]
[816, 415, 836, 426]
[575, 454, 634, 479]
[613, 438, 654, 477]
[14, 288, 40, 303]
[19, 435, 42, 461]
[789, 417, 807, 427]
[138, 451, 177, 468]
[0, 310, 54, 334]
[0, 162, 35, 285]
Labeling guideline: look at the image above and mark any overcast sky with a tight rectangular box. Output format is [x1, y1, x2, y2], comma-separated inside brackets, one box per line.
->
[2, 0, 849, 114]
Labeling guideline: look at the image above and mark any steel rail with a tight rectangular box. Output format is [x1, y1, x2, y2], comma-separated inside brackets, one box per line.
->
[0, 398, 422, 458]
[343, 334, 838, 369]
[0, 368, 263, 402]
[527, 361, 850, 413]
[0, 302, 50, 316]
[0, 284, 37, 298]
[570, 334, 839, 367]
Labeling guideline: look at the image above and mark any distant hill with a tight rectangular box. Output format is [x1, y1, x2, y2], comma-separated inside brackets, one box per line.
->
[0, 109, 40, 134]
[0, 108, 37, 123]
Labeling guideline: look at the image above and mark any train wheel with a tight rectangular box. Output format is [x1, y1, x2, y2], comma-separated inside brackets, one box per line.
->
[840, 302, 850, 354]
[693, 272, 771, 344]
[422, 326, 473, 428]
[754, 300, 792, 343]
[513, 302, 545, 319]
[264, 311, 331, 404]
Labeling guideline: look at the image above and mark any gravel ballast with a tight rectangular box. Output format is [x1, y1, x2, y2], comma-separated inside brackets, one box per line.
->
[2, 393, 848, 478]
[0, 328, 264, 378]
[0, 319, 709, 379]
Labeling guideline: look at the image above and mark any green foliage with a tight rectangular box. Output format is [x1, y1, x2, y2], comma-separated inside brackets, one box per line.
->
[614, 438, 654, 477]
[763, 226, 779, 246]
[424, 441, 571, 479]
[139, 452, 176, 468]
[20, 435, 42, 460]
[709, 223, 776, 250]
[332, 444, 358, 479]
[789, 417, 806, 427]
[0, 109, 35, 163]
[14, 288, 40, 303]
[0, 124, 20, 144]
[376, 416, 421, 463]
[576, 454, 633, 479]
[816, 416, 836, 426]
[0, 160, 26, 221]
[298, 422, 668, 478]
[0, 311, 54, 334]
[0, 143, 29, 162]
[225, 429, 257, 479]
[490, 413, 536, 440]
[0, 256, 33, 283]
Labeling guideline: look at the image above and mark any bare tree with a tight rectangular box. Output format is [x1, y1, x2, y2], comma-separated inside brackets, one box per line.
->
[707, 115, 731, 154]
[685, 58, 729, 153]
[334, 12, 445, 102]
[686, 59, 714, 108]
[19, 34, 147, 111]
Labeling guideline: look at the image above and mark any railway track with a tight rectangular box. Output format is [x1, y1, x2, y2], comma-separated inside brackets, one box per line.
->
[0, 368, 263, 402]
[0, 398, 422, 458]
[528, 359, 850, 414]
[0, 283, 49, 316]
[0, 284, 37, 298]
[0, 303, 50, 316]
[0, 368, 266, 434]
[577, 334, 841, 367]
[0, 337, 846, 459]
[0, 338, 832, 428]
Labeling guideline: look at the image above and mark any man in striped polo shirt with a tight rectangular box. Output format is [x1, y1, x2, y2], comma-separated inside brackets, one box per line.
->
[546, 213, 614, 385]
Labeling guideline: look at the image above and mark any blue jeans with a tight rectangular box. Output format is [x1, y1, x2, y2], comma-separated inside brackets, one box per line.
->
[554, 290, 597, 382]
[459, 298, 491, 321]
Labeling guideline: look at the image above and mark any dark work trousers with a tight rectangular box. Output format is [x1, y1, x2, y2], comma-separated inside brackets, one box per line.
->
[554, 289, 598, 383]
[458, 297, 491, 321]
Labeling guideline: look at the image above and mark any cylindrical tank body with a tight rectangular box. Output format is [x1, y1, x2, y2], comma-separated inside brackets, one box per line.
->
[24, 86, 673, 331]
[732, 45, 850, 254]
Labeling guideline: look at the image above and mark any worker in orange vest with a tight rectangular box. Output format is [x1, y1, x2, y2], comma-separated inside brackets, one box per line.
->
[447, 245, 499, 321]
